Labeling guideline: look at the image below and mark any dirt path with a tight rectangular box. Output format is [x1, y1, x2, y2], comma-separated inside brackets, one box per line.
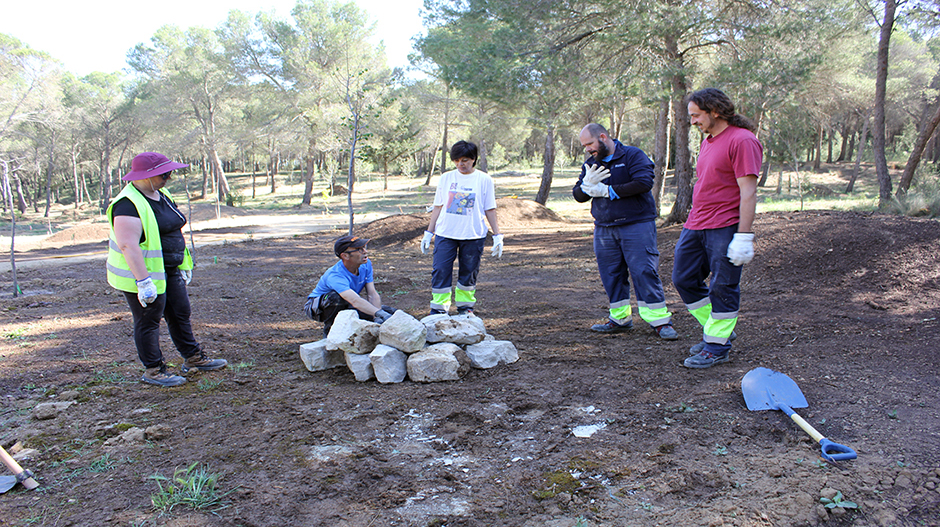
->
[0, 203, 938, 527]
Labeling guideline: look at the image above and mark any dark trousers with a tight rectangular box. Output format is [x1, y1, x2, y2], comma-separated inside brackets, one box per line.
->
[672, 224, 743, 355]
[123, 268, 201, 368]
[431, 236, 484, 311]
[312, 292, 391, 338]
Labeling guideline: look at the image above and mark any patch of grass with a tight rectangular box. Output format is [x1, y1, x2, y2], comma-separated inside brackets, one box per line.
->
[4, 327, 28, 340]
[197, 378, 223, 392]
[90, 371, 132, 384]
[229, 360, 255, 373]
[532, 470, 581, 500]
[149, 463, 231, 513]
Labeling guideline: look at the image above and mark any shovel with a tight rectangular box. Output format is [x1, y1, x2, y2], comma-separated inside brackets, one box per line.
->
[0, 446, 39, 493]
[741, 367, 857, 462]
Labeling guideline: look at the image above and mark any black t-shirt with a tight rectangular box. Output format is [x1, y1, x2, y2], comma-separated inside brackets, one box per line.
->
[112, 189, 187, 268]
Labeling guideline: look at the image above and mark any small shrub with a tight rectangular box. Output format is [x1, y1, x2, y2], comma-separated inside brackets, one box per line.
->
[149, 463, 229, 513]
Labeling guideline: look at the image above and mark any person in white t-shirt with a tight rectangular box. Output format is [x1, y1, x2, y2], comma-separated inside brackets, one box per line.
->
[420, 141, 503, 315]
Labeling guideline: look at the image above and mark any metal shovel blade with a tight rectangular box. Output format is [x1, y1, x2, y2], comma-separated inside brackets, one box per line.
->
[0, 475, 17, 494]
[741, 367, 808, 411]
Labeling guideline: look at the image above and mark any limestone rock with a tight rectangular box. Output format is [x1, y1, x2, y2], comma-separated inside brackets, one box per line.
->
[464, 340, 519, 369]
[103, 427, 146, 447]
[145, 424, 172, 441]
[354, 324, 381, 354]
[407, 343, 471, 382]
[423, 316, 485, 345]
[345, 351, 375, 382]
[32, 401, 75, 420]
[370, 344, 408, 384]
[299, 339, 346, 372]
[327, 310, 380, 353]
[452, 313, 486, 334]
[379, 310, 427, 353]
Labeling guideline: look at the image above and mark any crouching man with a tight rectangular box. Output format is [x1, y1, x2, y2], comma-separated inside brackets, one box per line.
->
[304, 235, 395, 337]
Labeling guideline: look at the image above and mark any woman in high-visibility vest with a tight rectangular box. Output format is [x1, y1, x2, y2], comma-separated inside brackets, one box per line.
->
[107, 152, 227, 387]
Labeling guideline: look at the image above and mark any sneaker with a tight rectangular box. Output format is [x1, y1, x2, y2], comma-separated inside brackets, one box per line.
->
[429, 309, 447, 316]
[181, 353, 228, 374]
[457, 306, 474, 315]
[683, 351, 730, 369]
[142, 366, 186, 387]
[653, 324, 679, 340]
[689, 331, 737, 355]
[590, 319, 634, 333]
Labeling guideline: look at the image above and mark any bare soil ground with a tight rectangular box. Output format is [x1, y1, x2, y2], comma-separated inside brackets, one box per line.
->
[1, 198, 939, 527]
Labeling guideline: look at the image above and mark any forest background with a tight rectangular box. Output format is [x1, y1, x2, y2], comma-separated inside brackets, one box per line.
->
[2, 0, 940, 235]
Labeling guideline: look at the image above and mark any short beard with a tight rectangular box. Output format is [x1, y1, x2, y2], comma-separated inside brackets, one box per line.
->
[595, 141, 611, 160]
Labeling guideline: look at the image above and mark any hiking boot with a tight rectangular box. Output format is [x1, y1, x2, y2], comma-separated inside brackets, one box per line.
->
[142, 366, 186, 387]
[181, 353, 228, 374]
[653, 324, 679, 340]
[683, 351, 730, 369]
[590, 319, 634, 333]
[689, 331, 737, 355]
[457, 306, 474, 315]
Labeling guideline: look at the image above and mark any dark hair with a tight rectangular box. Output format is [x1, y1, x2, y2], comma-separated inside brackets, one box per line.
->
[687, 88, 757, 133]
[450, 140, 478, 163]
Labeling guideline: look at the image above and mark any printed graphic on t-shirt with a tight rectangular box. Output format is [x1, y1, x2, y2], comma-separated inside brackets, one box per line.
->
[446, 191, 475, 215]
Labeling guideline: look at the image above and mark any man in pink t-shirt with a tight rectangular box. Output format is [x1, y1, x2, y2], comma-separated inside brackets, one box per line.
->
[674, 88, 763, 369]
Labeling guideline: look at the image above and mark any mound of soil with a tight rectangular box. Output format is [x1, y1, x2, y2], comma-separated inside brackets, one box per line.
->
[1, 210, 939, 527]
[42, 224, 109, 247]
[495, 197, 568, 227]
[356, 213, 430, 247]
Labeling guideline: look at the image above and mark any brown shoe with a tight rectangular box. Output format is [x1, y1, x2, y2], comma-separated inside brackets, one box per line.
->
[142, 366, 186, 387]
[181, 353, 228, 374]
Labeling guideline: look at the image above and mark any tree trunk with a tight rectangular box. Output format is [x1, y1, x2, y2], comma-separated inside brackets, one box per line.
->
[534, 123, 555, 205]
[873, 0, 897, 208]
[837, 121, 849, 162]
[897, 98, 940, 194]
[302, 138, 316, 206]
[665, 39, 693, 226]
[651, 95, 670, 215]
[478, 139, 488, 173]
[847, 109, 872, 193]
[813, 123, 822, 171]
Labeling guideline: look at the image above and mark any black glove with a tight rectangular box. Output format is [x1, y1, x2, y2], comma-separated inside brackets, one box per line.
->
[373, 308, 394, 324]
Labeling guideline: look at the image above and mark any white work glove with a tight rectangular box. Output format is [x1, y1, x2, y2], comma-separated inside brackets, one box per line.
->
[180, 269, 192, 285]
[727, 233, 755, 266]
[491, 234, 504, 258]
[421, 231, 434, 254]
[582, 181, 610, 198]
[583, 164, 610, 186]
[136, 276, 158, 307]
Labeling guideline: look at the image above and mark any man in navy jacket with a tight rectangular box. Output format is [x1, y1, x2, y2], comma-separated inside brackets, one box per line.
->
[573, 123, 677, 340]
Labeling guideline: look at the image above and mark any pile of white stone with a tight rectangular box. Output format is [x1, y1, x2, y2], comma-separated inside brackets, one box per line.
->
[299, 310, 519, 383]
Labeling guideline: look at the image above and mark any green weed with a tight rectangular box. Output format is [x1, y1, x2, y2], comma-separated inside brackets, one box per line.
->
[197, 378, 223, 392]
[713, 445, 728, 456]
[229, 360, 255, 372]
[88, 453, 118, 473]
[149, 463, 230, 513]
[820, 490, 858, 509]
[4, 327, 27, 340]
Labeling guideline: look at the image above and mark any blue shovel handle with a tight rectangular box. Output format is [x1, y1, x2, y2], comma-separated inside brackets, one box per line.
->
[819, 438, 857, 462]
[778, 402, 857, 463]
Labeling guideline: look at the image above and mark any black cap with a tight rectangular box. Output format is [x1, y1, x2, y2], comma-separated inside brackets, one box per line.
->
[334, 235, 369, 257]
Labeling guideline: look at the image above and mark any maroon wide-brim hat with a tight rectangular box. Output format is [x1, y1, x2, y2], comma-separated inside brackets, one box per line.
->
[122, 152, 189, 181]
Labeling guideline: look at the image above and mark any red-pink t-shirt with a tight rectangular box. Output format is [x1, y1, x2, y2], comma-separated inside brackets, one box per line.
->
[685, 125, 763, 230]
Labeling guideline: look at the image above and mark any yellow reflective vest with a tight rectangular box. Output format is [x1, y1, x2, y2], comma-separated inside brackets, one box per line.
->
[106, 185, 192, 294]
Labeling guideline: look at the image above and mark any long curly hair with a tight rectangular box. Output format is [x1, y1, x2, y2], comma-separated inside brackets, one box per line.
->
[687, 88, 757, 133]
